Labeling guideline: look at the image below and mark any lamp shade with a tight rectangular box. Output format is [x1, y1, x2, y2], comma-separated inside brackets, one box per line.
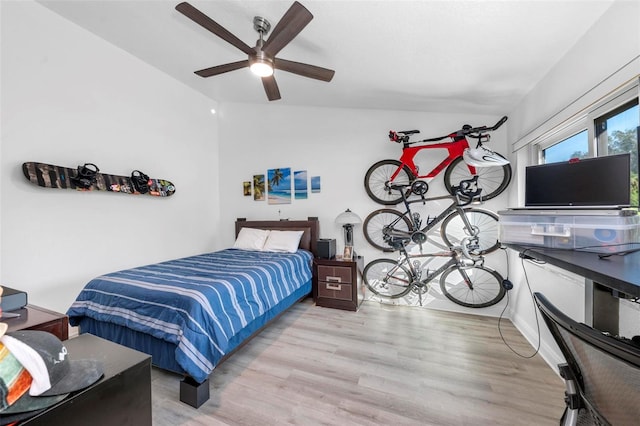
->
[335, 209, 362, 226]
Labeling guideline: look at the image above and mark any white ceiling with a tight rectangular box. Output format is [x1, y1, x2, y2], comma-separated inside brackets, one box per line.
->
[37, 0, 615, 114]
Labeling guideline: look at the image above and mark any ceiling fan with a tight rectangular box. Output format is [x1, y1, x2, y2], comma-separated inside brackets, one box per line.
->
[175, 1, 335, 101]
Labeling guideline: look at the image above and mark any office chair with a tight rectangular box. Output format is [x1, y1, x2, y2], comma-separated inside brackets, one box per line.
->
[533, 292, 640, 425]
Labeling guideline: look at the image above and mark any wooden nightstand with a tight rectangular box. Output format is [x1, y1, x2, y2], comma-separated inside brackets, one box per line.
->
[5, 304, 69, 340]
[313, 256, 364, 311]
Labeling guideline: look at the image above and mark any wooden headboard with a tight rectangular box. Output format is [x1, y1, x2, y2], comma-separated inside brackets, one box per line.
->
[234, 217, 320, 256]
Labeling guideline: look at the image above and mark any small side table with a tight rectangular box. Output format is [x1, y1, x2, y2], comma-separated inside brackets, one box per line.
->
[5, 304, 69, 340]
[313, 256, 364, 311]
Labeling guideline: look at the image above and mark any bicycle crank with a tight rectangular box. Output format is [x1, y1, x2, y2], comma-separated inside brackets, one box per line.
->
[411, 282, 429, 294]
[411, 231, 428, 245]
[411, 282, 429, 306]
[411, 180, 429, 196]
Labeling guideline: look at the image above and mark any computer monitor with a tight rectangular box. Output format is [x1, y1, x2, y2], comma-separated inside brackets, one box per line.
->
[525, 153, 631, 208]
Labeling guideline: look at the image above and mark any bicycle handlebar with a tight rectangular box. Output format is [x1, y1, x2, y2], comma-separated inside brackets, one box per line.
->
[456, 115, 508, 137]
[389, 115, 508, 144]
[451, 176, 481, 206]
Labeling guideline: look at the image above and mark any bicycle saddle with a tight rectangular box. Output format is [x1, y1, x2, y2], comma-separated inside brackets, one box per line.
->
[389, 130, 419, 143]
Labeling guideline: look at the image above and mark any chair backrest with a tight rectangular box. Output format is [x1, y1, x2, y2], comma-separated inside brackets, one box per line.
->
[534, 292, 640, 425]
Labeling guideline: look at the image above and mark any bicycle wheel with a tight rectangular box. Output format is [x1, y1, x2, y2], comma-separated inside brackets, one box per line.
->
[364, 160, 415, 205]
[363, 259, 414, 298]
[363, 209, 412, 251]
[440, 208, 500, 254]
[439, 265, 506, 308]
[443, 156, 512, 202]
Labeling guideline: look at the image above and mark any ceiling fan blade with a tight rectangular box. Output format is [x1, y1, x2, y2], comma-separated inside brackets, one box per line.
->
[262, 76, 281, 101]
[195, 60, 249, 78]
[176, 2, 255, 56]
[275, 58, 335, 82]
[262, 1, 313, 57]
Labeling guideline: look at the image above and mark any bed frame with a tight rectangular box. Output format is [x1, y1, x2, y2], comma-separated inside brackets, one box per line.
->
[179, 217, 320, 407]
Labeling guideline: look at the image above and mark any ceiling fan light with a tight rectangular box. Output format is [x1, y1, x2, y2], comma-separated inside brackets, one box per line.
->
[250, 61, 274, 77]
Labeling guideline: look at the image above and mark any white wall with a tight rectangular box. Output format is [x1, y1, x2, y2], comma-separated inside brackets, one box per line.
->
[506, 0, 640, 368]
[508, 1, 639, 148]
[217, 102, 511, 316]
[6, 0, 636, 352]
[1, 1, 221, 313]
[0, 1, 514, 319]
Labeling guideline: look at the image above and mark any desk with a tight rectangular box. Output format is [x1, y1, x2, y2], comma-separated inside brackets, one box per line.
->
[505, 244, 640, 334]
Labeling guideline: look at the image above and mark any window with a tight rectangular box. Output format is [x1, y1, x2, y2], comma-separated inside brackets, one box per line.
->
[535, 83, 639, 207]
[595, 99, 639, 205]
[542, 130, 589, 164]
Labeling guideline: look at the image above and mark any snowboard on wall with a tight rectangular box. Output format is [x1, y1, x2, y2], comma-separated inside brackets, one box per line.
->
[22, 162, 176, 197]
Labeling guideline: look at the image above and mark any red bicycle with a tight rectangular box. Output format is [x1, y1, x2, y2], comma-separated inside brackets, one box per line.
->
[364, 116, 512, 205]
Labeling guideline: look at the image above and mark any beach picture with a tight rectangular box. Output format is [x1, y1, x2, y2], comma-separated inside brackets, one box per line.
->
[294, 170, 308, 200]
[268, 168, 292, 205]
[253, 174, 265, 201]
[311, 176, 321, 193]
[243, 181, 251, 196]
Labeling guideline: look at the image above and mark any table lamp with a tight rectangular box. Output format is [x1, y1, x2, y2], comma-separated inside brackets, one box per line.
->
[335, 208, 362, 248]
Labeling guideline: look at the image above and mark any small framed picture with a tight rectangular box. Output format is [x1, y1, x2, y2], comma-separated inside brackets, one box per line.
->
[343, 245, 353, 261]
[243, 181, 252, 196]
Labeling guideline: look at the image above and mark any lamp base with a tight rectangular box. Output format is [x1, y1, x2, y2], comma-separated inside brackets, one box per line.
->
[343, 224, 354, 247]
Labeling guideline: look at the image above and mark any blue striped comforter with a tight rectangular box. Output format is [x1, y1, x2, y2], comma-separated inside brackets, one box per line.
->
[67, 248, 313, 382]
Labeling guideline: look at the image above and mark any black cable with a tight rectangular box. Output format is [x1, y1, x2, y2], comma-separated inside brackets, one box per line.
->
[497, 246, 541, 358]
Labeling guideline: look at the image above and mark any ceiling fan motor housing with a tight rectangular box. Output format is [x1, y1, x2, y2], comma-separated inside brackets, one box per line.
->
[253, 16, 271, 36]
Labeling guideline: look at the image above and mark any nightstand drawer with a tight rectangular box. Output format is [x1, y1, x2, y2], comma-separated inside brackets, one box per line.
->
[317, 265, 353, 284]
[6, 304, 69, 341]
[317, 281, 353, 301]
[34, 319, 67, 339]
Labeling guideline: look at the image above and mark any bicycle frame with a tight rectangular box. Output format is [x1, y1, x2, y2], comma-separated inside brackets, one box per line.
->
[382, 244, 480, 296]
[389, 137, 476, 182]
[387, 115, 509, 185]
[383, 191, 476, 245]
[414, 252, 477, 283]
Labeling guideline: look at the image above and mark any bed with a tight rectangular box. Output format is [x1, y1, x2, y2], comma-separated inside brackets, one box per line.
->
[66, 217, 319, 407]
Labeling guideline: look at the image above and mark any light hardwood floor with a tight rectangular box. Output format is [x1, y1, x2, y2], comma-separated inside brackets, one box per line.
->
[150, 298, 565, 425]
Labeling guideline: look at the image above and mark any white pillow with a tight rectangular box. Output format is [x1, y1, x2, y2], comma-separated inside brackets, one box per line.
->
[233, 228, 270, 251]
[262, 230, 304, 253]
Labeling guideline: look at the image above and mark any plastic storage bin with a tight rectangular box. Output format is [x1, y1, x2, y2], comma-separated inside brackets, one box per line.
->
[498, 211, 640, 253]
